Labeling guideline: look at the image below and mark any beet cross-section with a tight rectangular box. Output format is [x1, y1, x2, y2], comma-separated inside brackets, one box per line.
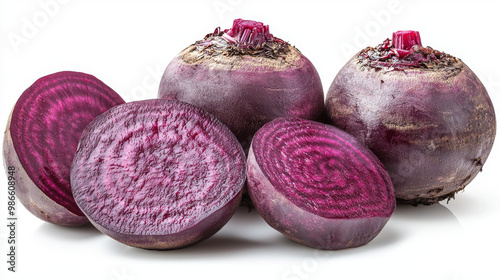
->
[3, 71, 125, 226]
[71, 99, 246, 249]
[247, 118, 395, 250]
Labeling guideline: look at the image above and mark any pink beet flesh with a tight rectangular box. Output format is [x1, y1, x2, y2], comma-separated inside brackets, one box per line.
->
[71, 99, 246, 249]
[5, 71, 124, 225]
[247, 118, 395, 249]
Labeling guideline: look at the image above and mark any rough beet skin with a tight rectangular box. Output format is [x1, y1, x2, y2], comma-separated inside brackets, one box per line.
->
[247, 117, 395, 250]
[3, 71, 125, 226]
[158, 18, 324, 151]
[325, 31, 496, 205]
[71, 99, 246, 249]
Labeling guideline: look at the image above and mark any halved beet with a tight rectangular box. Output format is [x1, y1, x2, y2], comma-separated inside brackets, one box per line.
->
[158, 18, 324, 152]
[3, 71, 125, 226]
[325, 31, 496, 204]
[71, 99, 246, 249]
[247, 117, 395, 250]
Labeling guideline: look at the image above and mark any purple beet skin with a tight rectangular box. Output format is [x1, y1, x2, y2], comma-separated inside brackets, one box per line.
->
[158, 18, 324, 151]
[247, 117, 395, 250]
[71, 99, 246, 250]
[3, 71, 125, 226]
[326, 31, 496, 205]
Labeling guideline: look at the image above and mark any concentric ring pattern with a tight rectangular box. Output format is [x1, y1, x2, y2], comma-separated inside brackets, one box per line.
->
[252, 118, 395, 219]
[10, 71, 124, 216]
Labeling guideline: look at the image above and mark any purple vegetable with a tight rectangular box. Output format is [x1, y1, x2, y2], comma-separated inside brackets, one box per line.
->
[247, 117, 395, 250]
[325, 31, 496, 205]
[3, 71, 124, 226]
[71, 99, 246, 249]
[158, 18, 324, 151]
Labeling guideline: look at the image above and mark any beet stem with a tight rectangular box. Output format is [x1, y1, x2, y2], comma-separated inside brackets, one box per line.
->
[392, 30, 422, 50]
[223, 18, 274, 50]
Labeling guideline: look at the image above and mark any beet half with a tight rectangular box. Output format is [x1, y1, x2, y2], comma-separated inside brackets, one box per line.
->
[247, 117, 395, 250]
[158, 19, 324, 151]
[71, 99, 246, 249]
[325, 31, 496, 205]
[3, 71, 124, 226]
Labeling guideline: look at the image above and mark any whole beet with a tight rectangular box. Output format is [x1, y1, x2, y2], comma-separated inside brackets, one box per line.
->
[325, 31, 496, 205]
[158, 19, 324, 151]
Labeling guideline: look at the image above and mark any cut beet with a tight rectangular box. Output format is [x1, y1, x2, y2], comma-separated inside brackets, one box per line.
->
[71, 99, 246, 249]
[247, 118, 395, 250]
[325, 31, 496, 204]
[3, 71, 125, 226]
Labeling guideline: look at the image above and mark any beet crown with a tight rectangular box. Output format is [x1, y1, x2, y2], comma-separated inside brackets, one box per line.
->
[359, 30, 460, 70]
[195, 18, 289, 58]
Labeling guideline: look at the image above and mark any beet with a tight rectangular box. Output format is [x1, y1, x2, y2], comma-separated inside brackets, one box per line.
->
[158, 18, 324, 151]
[246, 117, 395, 250]
[70, 99, 246, 249]
[3, 71, 125, 226]
[325, 31, 496, 205]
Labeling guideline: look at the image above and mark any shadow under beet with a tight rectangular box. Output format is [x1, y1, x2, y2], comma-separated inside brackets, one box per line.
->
[104, 233, 278, 261]
[36, 221, 103, 241]
[392, 202, 461, 224]
[35, 203, 429, 258]
[101, 206, 278, 259]
[103, 205, 406, 259]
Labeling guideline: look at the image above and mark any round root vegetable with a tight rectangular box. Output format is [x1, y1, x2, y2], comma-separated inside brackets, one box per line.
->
[247, 117, 395, 250]
[325, 31, 496, 205]
[158, 18, 324, 151]
[71, 99, 246, 250]
[3, 71, 124, 226]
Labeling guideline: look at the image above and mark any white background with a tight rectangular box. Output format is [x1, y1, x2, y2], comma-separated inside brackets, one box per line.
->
[1, 0, 500, 279]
